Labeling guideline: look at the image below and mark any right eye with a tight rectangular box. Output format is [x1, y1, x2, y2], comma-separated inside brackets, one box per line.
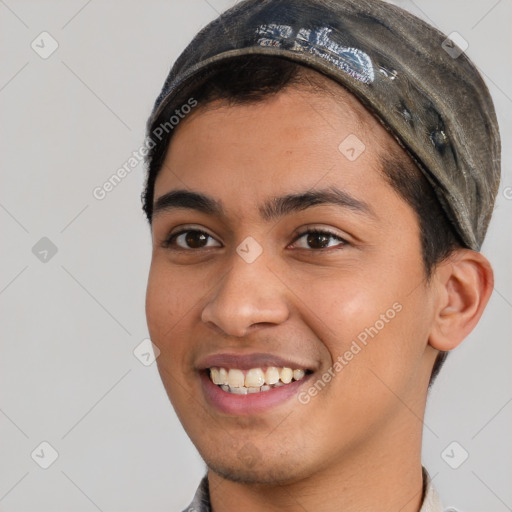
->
[161, 229, 222, 250]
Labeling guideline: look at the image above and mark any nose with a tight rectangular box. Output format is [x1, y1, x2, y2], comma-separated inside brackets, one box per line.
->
[201, 250, 290, 337]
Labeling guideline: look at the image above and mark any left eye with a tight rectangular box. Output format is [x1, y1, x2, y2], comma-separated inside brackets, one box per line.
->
[291, 229, 347, 250]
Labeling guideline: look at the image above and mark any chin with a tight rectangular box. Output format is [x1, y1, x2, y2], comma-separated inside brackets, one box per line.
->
[200, 448, 314, 486]
[206, 461, 298, 485]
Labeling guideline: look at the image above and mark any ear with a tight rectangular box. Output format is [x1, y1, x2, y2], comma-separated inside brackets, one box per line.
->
[428, 249, 494, 352]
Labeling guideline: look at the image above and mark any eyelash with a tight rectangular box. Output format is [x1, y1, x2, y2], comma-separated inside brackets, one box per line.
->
[294, 228, 348, 249]
[161, 227, 348, 251]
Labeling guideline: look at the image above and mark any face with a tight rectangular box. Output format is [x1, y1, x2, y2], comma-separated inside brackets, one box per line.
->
[146, 82, 440, 484]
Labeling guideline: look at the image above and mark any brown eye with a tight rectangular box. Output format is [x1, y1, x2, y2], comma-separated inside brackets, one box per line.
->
[163, 229, 221, 250]
[306, 232, 331, 249]
[182, 231, 208, 249]
[292, 229, 347, 250]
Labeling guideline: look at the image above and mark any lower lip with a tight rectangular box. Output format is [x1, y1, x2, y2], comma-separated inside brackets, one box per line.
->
[200, 371, 312, 415]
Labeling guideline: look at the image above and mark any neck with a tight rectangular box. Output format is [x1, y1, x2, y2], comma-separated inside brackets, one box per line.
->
[208, 414, 426, 512]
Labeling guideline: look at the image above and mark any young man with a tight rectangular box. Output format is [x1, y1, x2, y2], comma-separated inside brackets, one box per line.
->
[142, 1, 500, 510]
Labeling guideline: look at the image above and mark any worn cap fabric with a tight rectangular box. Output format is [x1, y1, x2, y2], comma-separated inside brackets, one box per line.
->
[148, 0, 501, 250]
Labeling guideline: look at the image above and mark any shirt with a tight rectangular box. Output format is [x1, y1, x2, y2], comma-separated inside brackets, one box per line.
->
[182, 467, 443, 512]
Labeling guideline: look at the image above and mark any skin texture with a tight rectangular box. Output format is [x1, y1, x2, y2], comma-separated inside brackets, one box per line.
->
[145, 78, 494, 512]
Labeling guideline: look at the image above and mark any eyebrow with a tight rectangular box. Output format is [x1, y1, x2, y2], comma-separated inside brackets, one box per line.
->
[152, 186, 376, 222]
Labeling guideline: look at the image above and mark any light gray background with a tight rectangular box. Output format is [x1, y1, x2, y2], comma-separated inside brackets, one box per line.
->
[0, 1, 510, 511]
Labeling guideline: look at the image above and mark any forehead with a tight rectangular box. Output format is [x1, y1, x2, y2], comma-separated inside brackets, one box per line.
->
[153, 81, 406, 221]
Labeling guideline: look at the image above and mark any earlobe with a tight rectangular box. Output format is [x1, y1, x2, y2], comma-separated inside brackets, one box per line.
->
[428, 250, 494, 352]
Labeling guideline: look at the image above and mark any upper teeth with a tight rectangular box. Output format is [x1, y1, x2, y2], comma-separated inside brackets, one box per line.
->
[209, 366, 306, 392]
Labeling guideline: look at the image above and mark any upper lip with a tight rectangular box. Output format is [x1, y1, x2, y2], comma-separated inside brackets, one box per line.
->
[196, 352, 315, 372]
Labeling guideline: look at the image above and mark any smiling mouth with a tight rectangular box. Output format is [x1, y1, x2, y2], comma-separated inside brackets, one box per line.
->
[207, 366, 313, 395]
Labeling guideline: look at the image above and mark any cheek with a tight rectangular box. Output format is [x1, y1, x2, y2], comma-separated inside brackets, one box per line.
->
[291, 259, 431, 379]
[284, 266, 396, 347]
[145, 261, 196, 348]
[325, 280, 433, 414]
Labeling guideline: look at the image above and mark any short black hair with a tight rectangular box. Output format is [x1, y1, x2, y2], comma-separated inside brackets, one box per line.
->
[143, 55, 464, 383]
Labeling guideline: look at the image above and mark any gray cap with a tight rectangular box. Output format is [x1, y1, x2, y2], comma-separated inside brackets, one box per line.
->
[148, 0, 501, 250]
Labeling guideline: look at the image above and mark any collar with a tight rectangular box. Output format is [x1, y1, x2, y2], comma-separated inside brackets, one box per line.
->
[420, 468, 444, 512]
[182, 467, 443, 512]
